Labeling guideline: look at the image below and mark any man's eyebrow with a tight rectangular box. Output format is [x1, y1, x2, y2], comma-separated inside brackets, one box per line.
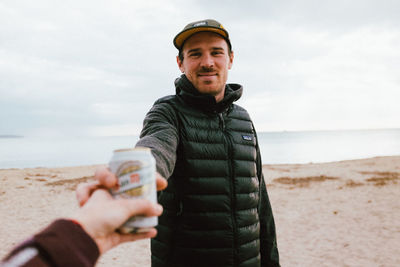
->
[187, 48, 201, 54]
[187, 47, 225, 54]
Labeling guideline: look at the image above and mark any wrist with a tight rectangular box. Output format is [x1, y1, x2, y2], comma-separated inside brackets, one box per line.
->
[69, 216, 106, 253]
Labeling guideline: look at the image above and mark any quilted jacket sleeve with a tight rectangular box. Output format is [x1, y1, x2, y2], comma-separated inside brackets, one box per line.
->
[135, 100, 179, 179]
[255, 130, 280, 266]
[259, 172, 280, 266]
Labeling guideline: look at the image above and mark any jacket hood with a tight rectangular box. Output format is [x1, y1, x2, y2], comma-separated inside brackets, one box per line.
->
[174, 74, 243, 113]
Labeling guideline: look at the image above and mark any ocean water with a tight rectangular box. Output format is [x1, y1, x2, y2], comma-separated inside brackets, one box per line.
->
[257, 128, 400, 164]
[0, 135, 139, 169]
[0, 129, 399, 169]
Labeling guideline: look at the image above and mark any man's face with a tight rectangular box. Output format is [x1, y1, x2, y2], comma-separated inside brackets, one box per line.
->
[177, 32, 234, 102]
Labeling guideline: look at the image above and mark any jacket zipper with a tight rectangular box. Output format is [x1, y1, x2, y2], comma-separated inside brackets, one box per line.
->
[218, 112, 238, 266]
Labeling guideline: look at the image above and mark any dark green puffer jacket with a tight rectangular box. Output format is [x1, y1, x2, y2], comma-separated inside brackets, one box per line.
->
[136, 75, 279, 267]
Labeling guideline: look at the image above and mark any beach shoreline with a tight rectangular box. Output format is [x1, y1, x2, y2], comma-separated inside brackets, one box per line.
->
[1, 156, 399, 266]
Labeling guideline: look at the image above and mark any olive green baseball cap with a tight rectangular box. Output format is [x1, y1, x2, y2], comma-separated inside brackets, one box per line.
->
[173, 19, 232, 50]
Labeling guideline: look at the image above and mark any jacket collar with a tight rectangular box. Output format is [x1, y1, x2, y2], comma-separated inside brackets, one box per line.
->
[174, 74, 243, 113]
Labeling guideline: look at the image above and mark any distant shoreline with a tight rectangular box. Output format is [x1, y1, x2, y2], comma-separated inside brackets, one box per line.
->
[1, 155, 399, 171]
[0, 135, 23, 138]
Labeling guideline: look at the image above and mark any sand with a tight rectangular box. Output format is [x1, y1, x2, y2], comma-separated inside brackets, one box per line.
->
[0, 156, 399, 266]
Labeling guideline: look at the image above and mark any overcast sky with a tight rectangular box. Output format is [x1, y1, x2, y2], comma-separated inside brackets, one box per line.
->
[1, 0, 399, 137]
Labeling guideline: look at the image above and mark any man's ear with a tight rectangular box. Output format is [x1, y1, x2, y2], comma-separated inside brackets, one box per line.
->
[177, 56, 185, 73]
[228, 50, 234, 70]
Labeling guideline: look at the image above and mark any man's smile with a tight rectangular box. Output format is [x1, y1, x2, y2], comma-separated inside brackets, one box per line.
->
[197, 72, 218, 77]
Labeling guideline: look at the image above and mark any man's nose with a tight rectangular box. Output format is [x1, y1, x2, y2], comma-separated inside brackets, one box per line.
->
[200, 54, 214, 68]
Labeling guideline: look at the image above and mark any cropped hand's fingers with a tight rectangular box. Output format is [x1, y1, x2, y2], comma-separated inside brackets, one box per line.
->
[156, 172, 168, 191]
[95, 167, 118, 188]
[117, 198, 163, 219]
[118, 229, 157, 243]
[76, 181, 100, 207]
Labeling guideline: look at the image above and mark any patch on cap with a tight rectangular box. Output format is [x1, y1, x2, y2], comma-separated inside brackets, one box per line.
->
[193, 21, 207, 27]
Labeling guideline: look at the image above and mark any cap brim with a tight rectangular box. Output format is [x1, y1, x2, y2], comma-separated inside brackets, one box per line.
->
[174, 27, 229, 49]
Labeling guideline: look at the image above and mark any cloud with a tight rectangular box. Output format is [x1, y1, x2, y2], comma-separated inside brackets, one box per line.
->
[237, 22, 400, 131]
[1, 0, 399, 136]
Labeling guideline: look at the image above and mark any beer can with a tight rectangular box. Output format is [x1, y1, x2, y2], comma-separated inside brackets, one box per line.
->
[108, 147, 157, 233]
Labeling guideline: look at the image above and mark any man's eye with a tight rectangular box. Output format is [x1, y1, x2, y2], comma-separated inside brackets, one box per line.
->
[189, 53, 201, 57]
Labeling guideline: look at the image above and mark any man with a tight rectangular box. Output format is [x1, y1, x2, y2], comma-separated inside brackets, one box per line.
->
[136, 19, 280, 267]
[1, 169, 167, 267]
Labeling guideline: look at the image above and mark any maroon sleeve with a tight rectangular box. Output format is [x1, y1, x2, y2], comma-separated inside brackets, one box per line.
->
[1, 219, 100, 267]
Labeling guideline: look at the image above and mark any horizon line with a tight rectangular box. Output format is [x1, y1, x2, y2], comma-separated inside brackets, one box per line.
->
[2, 127, 399, 138]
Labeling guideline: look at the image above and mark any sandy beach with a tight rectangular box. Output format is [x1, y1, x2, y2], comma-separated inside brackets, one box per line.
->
[1, 156, 399, 266]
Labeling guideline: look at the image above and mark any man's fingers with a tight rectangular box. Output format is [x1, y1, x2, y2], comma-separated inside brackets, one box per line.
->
[95, 167, 118, 188]
[156, 173, 168, 191]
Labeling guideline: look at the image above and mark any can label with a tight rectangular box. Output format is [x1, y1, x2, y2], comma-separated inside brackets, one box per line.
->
[109, 147, 157, 233]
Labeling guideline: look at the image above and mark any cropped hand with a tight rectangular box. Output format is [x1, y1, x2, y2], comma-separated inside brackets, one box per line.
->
[74, 167, 168, 253]
[72, 188, 162, 253]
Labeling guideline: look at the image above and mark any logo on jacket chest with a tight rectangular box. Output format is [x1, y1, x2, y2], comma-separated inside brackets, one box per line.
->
[242, 135, 252, 141]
